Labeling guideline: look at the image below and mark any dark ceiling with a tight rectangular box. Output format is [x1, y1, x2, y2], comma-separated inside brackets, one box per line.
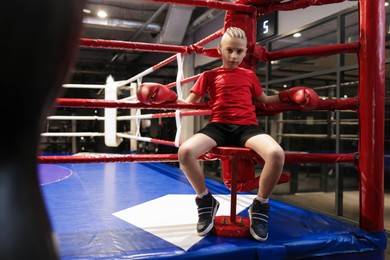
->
[70, 0, 220, 86]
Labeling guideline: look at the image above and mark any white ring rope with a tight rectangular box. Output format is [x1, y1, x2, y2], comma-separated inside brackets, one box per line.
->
[135, 108, 141, 138]
[176, 53, 185, 100]
[104, 75, 122, 147]
[173, 53, 186, 147]
[47, 115, 104, 120]
[174, 109, 182, 147]
[41, 132, 105, 137]
[62, 83, 106, 89]
[117, 133, 153, 143]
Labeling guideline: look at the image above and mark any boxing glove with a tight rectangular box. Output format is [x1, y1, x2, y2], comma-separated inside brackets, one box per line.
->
[279, 87, 319, 109]
[136, 83, 178, 105]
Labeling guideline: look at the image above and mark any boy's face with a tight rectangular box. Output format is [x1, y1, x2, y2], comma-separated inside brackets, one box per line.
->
[217, 35, 247, 70]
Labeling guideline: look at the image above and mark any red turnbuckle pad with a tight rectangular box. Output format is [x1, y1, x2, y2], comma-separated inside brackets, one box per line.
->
[213, 216, 250, 238]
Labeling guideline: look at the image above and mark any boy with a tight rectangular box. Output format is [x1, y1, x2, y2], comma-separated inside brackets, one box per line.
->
[137, 27, 318, 241]
[178, 27, 318, 241]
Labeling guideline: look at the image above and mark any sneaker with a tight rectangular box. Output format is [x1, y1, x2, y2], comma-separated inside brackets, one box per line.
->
[195, 193, 219, 236]
[248, 199, 270, 241]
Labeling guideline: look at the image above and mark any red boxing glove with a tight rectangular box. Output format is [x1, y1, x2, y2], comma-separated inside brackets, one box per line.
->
[279, 87, 319, 109]
[136, 83, 178, 105]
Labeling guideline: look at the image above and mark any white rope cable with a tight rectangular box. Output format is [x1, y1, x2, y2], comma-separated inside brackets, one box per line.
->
[175, 53, 185, 100]
[118, 114, 154, 121]
[62, 83, 106, 89]
[135, 108, 142, 137]
[119, 67, 155, 87]
[134, 78, 143, 138]
[117, 133, 152, 143]
[172, 53, 186, 147]
[47, 115, 104, 120]
[174, 109, 182, 147]
[41, 132, 105, 137]
[62, 66, 155, 94]
[104, 75, 122, 147]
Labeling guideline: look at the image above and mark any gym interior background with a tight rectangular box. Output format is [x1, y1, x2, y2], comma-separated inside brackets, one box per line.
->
[39, 0, 390, 239]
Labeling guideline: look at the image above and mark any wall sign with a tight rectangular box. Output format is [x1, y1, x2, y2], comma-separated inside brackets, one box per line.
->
[257, 12, 278, 41]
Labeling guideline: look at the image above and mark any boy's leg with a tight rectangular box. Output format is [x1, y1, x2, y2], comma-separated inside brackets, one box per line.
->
[178, 133, 220, 236]
[245, 134, 285, 241]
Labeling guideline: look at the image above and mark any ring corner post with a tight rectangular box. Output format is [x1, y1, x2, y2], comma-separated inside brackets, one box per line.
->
[358, 0, 386, 232]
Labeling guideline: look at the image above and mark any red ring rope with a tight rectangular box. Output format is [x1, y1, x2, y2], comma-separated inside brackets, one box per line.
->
[38, 151, 356, 164]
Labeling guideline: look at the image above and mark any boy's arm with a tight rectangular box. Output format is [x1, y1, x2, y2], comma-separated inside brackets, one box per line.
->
[255, 87, 319, 109]
[185, 92, 202, 103]
[254, 92, 279, 104]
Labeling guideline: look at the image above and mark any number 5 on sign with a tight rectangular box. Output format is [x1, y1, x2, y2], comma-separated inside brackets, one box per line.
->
[263, 20, 269, 34]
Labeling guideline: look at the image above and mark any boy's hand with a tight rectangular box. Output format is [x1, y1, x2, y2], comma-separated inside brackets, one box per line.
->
[279, 87, 319, 109]
[136, 83, 178, 105]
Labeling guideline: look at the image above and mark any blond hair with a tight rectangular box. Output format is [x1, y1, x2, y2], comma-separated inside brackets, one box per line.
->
[224, 27, 247, 40]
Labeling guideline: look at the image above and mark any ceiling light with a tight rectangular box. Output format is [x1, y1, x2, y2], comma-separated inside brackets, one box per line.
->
[97, 10, 108, 18]
[293, 32, 301, 38]
[83, 9, 91, 14]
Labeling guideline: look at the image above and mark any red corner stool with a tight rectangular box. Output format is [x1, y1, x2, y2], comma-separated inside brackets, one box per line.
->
[206, 146, 291, 238]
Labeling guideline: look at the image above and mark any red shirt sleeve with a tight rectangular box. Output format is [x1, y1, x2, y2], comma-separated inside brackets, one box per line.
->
[249, 70, 263, 98]
[190, 72, 208, 99]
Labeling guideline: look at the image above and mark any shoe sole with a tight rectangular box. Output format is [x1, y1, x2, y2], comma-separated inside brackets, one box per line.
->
[248, 207, 268, 242]
[198, 201, 220, 236]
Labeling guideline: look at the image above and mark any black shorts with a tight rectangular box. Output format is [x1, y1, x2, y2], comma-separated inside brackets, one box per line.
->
[197, 122, 266, 147]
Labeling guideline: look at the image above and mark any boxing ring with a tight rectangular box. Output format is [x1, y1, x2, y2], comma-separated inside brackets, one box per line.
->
[35, 0, 387, 259]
